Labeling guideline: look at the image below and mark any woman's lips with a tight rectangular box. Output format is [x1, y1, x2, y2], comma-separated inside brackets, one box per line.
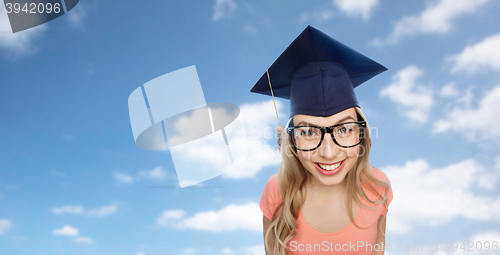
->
[314, 159, 346, 176]
[315, 159, 345, 165]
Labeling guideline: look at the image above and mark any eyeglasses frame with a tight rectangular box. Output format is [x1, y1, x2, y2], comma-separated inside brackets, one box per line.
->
[285, 120, 367, 151]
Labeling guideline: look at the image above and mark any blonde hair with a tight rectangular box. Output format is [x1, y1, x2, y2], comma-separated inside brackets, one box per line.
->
[264, 107, 391, 255]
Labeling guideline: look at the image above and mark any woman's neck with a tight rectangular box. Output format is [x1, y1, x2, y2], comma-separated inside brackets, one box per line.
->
[306, 176, 347, 200]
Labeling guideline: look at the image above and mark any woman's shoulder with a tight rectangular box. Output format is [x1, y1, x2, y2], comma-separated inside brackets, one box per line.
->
[263, 173, 281, 196]
[269, 173, 277, 180]
[267, 173, 280, 191]
[260, 173, 282, 220]
[369, 165, 391, 183]
[360, 165, 392, 200]
[267, 173, 278, 184]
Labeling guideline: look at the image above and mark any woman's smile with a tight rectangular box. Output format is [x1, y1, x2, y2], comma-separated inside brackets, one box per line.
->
[314, 158, 346, 176]
[315, 158, 346, 170]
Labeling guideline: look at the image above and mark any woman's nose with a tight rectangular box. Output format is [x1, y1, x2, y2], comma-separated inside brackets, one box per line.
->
[319, 133, 342, 159]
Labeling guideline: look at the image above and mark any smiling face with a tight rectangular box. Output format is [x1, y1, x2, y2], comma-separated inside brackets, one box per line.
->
[292, 107, 361, 188]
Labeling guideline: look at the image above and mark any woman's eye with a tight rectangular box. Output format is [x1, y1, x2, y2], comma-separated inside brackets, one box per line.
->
[297, 128, 317, 137]
[301, 130, 312, 136]
[337, 125, 352, 134]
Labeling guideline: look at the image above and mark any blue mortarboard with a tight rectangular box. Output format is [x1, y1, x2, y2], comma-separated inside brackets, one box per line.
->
[250, 25, 387, 120]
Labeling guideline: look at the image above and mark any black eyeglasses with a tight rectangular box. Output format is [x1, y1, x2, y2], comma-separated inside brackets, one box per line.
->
[285, 120, 366, 151]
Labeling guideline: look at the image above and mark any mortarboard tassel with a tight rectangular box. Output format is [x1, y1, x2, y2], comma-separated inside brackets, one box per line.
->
[266, 70, 284, 151]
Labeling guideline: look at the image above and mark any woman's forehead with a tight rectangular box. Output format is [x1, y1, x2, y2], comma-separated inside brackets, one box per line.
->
[293, 107, 357, 126]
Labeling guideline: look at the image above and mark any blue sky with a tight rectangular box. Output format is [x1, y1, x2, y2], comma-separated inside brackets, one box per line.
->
[1, 0, 500, 254]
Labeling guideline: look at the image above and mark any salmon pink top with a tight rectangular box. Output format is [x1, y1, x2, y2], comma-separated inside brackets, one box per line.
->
[260, 167, 393, 255]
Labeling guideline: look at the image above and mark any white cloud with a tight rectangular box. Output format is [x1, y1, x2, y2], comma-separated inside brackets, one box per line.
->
[333, 0, 379, 20]
[453, 86, 474, 108]
[157, 210, 185, 223]
[66, 3, 86, 27]
[52, 205, 85, 215]
[449, 33, 500, 74]
[53, 225, 95, 244]
[212, 0, 236, 21]
[53, 225, 79, 236]
[221, 246, 264, 255]
[114, 172, 134, 184]
[139, 166, 168, 181]
[74, 236, 94, 244]
[157, 202, 261, 232]
[383, 158, 500, 234]
[52, 203, 118, 217]
[0, 219, 12, 234]
[183, 248, 196, 254]
[242, 24, 258, 36]
[221, 247, 234, 255]
[373, 0, 490, 45]
[439, 82, 459, 98]
[380, 66, 434, 124]
[86, 203, 118, 217]
[299, 9, 334, 23]
[433, 84, 500, 144]
[241, 245, 265, 255]
[116, 167, 172, 184]
[0, 4, 47, 54]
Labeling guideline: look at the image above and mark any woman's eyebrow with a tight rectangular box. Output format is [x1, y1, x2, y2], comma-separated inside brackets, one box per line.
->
[296, 116, 355, 126]
[335, 116, 355, 124]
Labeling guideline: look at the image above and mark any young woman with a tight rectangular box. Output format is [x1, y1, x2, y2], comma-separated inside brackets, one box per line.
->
[251, 26, 393, 255]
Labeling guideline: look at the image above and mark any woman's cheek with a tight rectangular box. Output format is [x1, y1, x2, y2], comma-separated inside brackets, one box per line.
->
[298, 151, 309, 162]
[345, 146, 360, 158]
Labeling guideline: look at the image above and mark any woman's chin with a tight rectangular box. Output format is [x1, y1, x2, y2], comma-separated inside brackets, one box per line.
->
[315, 173, 347, 186]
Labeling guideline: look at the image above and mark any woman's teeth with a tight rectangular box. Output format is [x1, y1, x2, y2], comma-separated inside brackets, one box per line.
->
[318, 161, 342, 171]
